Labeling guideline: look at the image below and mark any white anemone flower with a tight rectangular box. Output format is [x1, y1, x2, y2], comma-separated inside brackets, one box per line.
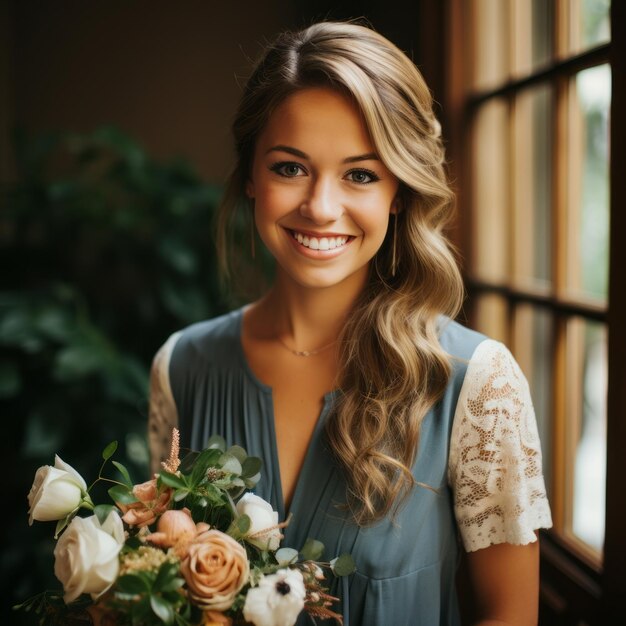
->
[243, 568, 306, 626]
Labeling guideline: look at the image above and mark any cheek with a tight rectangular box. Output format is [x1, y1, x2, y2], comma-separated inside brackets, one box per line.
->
[255, 185, 301, 221]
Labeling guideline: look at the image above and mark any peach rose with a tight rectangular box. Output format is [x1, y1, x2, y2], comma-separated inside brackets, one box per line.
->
[181, 529, 249, 611]
[117, 478, 172, 527]
[203, 610, 233, 625]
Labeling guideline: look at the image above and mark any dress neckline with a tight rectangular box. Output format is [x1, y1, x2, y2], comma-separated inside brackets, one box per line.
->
[233, 306, 336, 519]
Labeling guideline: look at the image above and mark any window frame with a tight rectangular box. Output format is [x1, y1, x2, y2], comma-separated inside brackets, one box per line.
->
[434, 1, 624, 623]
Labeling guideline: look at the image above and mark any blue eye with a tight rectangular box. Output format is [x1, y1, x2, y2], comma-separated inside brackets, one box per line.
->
[346, 169, 379, 184]
[270, 162, 305, 177]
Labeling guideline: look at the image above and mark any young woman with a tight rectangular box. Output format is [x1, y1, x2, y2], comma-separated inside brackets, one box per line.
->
[149, 22, 552, 625]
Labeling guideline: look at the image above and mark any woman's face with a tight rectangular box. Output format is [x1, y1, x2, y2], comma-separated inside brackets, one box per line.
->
[247, 87, 399, 291]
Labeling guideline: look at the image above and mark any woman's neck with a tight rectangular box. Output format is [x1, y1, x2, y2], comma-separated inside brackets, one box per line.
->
[260, 268, 368, 350]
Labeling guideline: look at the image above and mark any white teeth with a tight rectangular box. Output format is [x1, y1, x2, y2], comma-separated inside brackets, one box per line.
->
[291, 231, 349, 250]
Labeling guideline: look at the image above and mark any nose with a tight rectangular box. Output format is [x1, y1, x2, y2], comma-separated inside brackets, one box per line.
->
[298, 176, 343, 224]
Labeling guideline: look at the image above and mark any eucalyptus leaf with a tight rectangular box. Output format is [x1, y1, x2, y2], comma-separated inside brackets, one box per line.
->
[219, 453, 242, 475]
[275, 547, 299, 565]
[331, 554, 356, 576]
[300, 538, 325, 562]
[237, 514, 251, 535]
[241, 456, 262, 478]
[205, 434, 226, 451]
[227, 444, 247, 463]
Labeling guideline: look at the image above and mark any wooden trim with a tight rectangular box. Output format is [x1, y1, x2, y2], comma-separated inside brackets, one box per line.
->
[464, 279, 607, 321]
[468, 43, 610, 106]
[601, 3, 626, 621]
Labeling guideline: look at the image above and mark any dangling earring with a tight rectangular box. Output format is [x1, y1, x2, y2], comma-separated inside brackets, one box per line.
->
[391, 212, 398, 277]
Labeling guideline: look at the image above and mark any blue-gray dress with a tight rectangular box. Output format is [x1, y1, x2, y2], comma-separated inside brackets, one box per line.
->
[168, 308, 487, 625]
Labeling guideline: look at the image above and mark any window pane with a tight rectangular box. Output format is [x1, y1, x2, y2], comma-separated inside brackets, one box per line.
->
[511, 0, 553, 76]
[531, 0, 553, 68]
[566, 64, 610, 301]
[567, 318, 606, 554]
[512, 85, 552, 291]
[569, 0, 611, 54]
[513, 305, 553, 498]
[472, 0, 509, 90]
[472, 99, 509, 283]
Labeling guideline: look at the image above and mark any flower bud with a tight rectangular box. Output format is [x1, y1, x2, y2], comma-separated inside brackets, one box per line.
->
[27, 456, 88, 525]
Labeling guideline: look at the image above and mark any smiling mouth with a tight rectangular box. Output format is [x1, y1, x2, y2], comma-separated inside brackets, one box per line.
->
[289, 229, 353, 251]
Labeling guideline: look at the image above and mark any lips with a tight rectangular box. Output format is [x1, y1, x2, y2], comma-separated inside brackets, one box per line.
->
[289, 229, 352, 251]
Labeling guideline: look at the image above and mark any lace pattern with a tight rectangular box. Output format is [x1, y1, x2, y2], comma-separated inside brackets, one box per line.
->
[449, 339, 552, 552]
[148, 332, 181, 475]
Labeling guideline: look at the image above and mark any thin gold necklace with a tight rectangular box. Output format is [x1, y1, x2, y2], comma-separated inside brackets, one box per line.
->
[276, 335, 337, 357]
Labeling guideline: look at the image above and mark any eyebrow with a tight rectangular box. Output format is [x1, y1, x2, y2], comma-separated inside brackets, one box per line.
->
[266, 145, 379, 164]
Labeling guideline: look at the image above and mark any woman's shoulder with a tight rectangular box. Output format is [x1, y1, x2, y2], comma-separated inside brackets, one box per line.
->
[437, 316, 490, 362]
[155, 307, 246, 371]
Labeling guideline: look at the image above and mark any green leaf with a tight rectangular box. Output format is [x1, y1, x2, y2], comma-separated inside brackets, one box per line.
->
[112, 460, 133, 486]
[108, 484, 138, 504]
[244, 473, 262, 489]
[237, 514, 251, 535]
[160, 576, 185, 593]
[94, 504, 116, 525]
[219, 453, 242, 476]
[116, 573, 151, 594]
[150, 594, 175, 624]
[275, 547, 299, 565]
[300, 538, 325, 561]
[153, 561, 178, 592]
[54, 516, 70, 539]
[241, 456, 262, 478]
[205, 434, 226, 451]
[331, 554, 356, 576]
[102, 440, 118, 460]
[227, 444, 247, 463]
[159, 471, 187, 489]
[174, 488, 189, 502]
[189, 448, 221, 487]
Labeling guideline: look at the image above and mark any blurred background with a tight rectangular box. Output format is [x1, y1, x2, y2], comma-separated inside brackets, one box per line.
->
[1, 1, 623, 625]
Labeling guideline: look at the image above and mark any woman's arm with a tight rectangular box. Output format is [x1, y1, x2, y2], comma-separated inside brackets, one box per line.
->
[464, 538, 540, 626]
[148, 332, 181, 474]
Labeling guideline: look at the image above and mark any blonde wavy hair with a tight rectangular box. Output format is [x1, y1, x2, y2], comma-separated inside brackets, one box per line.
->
[217, 21, 464, 524]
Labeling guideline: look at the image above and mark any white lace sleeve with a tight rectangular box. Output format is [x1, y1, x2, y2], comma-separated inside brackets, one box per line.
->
[148, 332, 181, 475]
[448, 339, 553, 552]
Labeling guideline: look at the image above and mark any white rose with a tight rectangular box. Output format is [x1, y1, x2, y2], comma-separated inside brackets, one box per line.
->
[28, 455, 89, 525]
[243, 569, 306, 626]
[236, 493, 281, 551]
[54, 512, 124, 603]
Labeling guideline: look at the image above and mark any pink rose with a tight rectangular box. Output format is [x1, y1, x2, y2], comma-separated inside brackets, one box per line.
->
[181, 529, 249, 611]
[117, 478, 172, 527]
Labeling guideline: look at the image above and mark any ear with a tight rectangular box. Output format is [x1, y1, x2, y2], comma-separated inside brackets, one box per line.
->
[245, 180, 255, 199]
[390, 197, 401, 215]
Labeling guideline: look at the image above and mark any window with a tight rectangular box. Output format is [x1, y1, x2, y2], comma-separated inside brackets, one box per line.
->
[440, 1, 624, 623]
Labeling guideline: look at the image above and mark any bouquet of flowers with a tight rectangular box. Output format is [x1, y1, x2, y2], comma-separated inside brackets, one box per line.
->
[18, 429, 354, 625]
